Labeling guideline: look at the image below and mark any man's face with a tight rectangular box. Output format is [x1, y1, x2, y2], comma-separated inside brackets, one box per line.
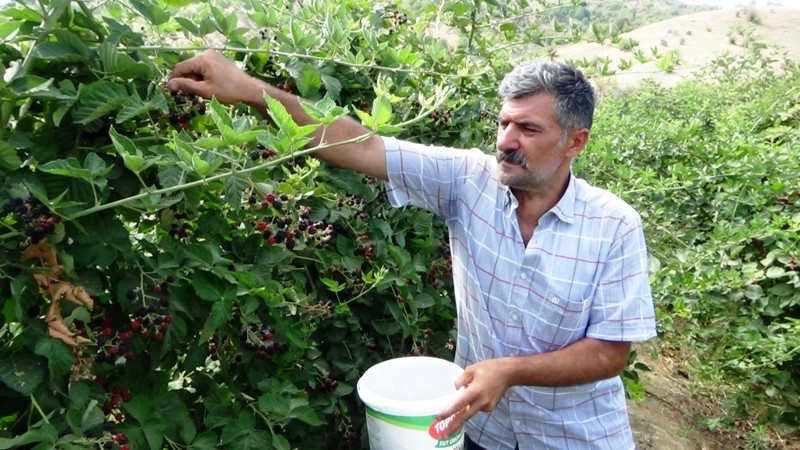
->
[495, 93, 576, 192]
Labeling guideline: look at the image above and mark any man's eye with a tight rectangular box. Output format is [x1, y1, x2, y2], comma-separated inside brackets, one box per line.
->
[497, 119, 508, 128]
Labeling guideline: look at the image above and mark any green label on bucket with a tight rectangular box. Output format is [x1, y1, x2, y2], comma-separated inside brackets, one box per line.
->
[365, 406, 463, 448]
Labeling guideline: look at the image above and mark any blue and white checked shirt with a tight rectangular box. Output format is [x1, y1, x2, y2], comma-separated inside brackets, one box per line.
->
[384, 137, 657, 450]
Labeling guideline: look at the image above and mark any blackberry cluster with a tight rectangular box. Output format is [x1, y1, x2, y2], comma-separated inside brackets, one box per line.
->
[99, 433, 130, 450]
[101, 385, 133, 420]
[354, 235, 376, 261]
[328, 266, 367, 297]
[249, 143, 278, 161]
[252, 198, 335, 249]
[127, 279, 174, 342]
[168, 90, 206, 131]
[2, 196, 60, 243]
[384, 10, 409, 29]
[231, 304, 283, 361]
[167, 212, 191, 239]
[430, 109, 454, 124]
[80, 314, 135, 364]
[337, 195, 369, 220]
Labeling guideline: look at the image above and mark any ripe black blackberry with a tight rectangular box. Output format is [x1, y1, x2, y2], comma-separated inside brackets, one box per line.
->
[4, 195, 61, 243]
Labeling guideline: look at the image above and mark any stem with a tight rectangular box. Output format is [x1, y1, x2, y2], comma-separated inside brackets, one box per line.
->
[62, 132, 375, 221]
[10, 1, 70, 84]
[340, 267, 388, 306]
[126, 45, 486, 79]
[29, 394, 50, 425]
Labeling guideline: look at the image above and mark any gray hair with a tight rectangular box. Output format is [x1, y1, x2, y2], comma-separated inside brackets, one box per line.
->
[498, 60, 595, 138]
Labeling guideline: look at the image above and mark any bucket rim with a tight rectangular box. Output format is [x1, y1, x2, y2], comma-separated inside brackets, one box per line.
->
[356, 356, 463, 416]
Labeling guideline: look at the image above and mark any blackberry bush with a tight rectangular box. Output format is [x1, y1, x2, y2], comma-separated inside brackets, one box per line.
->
[0, 0, 581, 448]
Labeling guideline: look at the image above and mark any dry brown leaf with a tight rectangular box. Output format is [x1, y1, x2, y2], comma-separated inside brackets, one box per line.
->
[21, 240, 58, 267]
[47, 281, 72, 302]
[47, 317, 91, 347]
[66, 286, 94, 309]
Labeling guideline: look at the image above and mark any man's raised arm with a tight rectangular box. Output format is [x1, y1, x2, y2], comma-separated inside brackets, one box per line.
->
[167, 51, 387, 179]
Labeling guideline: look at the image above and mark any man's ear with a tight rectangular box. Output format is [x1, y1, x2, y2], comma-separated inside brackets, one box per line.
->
[564, 128, 590, 158]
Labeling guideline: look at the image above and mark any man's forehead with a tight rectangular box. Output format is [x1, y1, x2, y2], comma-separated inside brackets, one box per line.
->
[499, 95, 557, 122]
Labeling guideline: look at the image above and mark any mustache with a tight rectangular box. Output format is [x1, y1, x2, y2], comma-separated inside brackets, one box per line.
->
[496, 150, 528, 169]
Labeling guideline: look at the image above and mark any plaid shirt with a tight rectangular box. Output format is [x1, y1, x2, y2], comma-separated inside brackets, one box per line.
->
[384, 137, 657, 450]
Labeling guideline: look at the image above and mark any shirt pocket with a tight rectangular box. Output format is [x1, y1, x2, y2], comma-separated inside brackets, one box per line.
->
[524, 294, 591, 352]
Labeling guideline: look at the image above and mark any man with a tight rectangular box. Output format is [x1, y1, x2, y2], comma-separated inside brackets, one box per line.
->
[168, 51, 657, 449]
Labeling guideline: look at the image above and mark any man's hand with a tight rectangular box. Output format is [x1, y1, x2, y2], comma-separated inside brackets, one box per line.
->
[167, 51, 258, 104]
[435, 359, 513, 438]
[434, 339, 632, 437]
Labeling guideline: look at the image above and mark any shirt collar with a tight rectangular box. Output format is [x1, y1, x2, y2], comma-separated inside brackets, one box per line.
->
[503, 173, 576, 225]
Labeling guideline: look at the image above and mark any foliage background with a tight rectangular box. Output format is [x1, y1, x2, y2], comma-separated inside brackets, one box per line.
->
[0, 0, 798, 449]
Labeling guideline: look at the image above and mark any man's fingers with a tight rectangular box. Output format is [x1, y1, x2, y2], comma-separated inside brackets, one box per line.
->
[436, 385, 470, 420]
[440, 406, 474, 438]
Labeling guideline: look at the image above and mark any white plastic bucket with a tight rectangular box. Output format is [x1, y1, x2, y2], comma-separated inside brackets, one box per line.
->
[357, 356, 465, 450]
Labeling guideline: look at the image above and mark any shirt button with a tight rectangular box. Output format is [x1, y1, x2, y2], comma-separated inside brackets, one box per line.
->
[520, 273, 527, 280]
[511, 314, 519, 321]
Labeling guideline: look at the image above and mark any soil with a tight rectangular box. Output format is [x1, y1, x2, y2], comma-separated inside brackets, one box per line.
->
[625, 342, 799, 450]
[626, 343, 728, 450]
[556, 7, 800, 91]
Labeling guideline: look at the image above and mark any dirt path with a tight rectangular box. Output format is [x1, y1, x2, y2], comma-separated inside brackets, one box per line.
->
[626, 345, 733, 450]
[625, 343, 800, 450]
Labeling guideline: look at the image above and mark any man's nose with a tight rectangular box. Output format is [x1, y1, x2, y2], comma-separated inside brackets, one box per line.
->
[496, 124, 520, 152]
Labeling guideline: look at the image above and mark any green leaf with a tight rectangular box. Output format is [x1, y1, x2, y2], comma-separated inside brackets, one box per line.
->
[34, 337, 75, 381]
[230, 430, 273, 450]
[129, 0, 170, 25]
[174, 17, 199, 35]
[224, 175, 248, 206]
[296, 65, 322, 99]
[272, 434, 290, 450]
[321, 277, 345, 293]
[191, 152, 211, 177]
[288, 404, 323, 426]
[210, 300, 232, 330]
[0, 355, 45, 395]
[354, 108, 375, 129]
[211, 7, 237, 35]
[769, 284, 794, 296]
[220, 411, 256, 444]
[188, 431, 219, 450]
[320, 75, 342, 99]
[193, 271, 233, 301]
[36, 153, 111, 189]
[99, 41, 153, 79]
[7, 76, 63, 98]
[0, 424, 58, 449]
[125, 396, 166, 449]
[194, 137, 226, 149]
[33, 40, 88, 63]
[412, 292, 436, 309]
[80, 400, 105, 431]
[117, 92, 168, 123]
[300, 96, 346, 126]
[257, 393, 291, 417]
[74, 80, 128, 124]
[372, 94, 393, 126]
[766, 266, 787, 279]
[0, 139, 22, 171]
[208, 97, 234, 134]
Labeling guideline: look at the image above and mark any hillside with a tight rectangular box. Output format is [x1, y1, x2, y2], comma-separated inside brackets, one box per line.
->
[556, 6, 800, 90]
